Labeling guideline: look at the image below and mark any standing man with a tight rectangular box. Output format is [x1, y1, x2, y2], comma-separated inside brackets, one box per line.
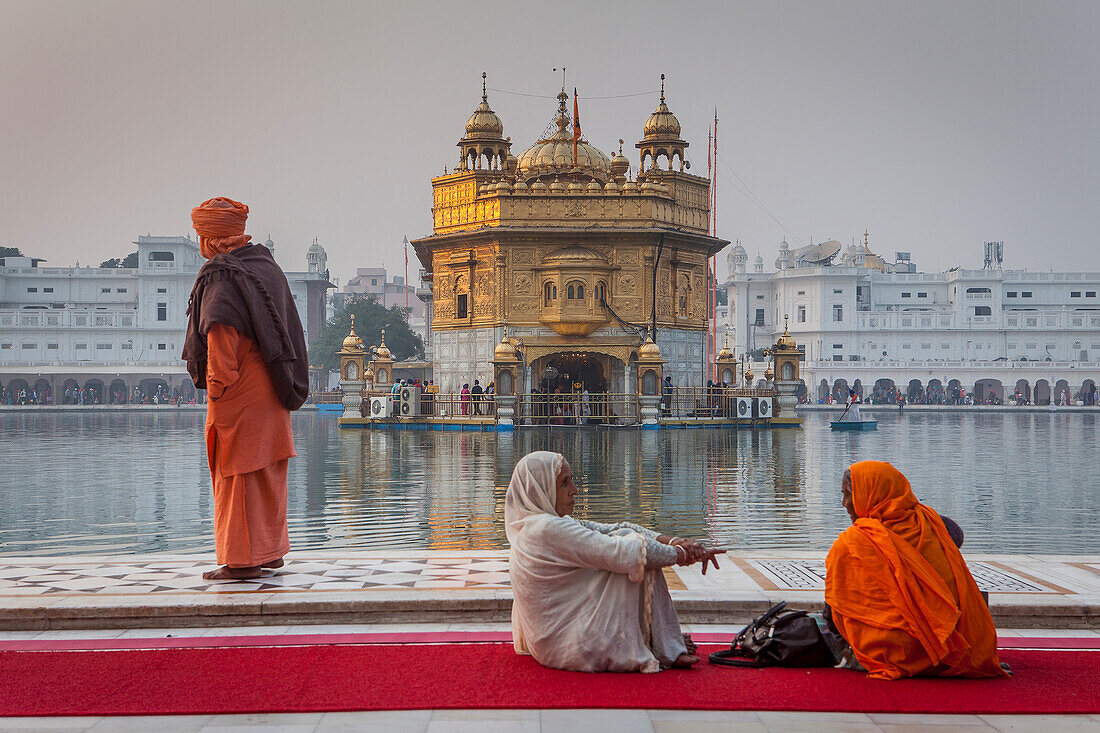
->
[183, 197, 309, 581]
[471, 379, 484, 415]
[845, 388, 862, 423]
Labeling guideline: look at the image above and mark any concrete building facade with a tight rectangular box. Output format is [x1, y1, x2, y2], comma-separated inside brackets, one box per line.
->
[0, 235, 333, 402]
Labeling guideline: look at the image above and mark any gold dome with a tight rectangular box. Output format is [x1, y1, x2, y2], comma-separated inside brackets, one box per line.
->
[516, 91, 612, 181]
[716, 335, 734, 361]
[610, 139, 630, 179]
[341, 314, 364, 351]
[744, 367, 755, 383]
[642, 76, 682, 139]
[764, 366, 775, 382]
[464, 74, 504, 140]
[374, 329, 392, 359]
[776, 314, 797, 350]
[639, 336, 661, 358]
[494, 335, 516, 360]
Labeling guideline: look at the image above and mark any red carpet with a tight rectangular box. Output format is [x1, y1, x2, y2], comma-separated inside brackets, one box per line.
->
[0, 644, 1096, 717]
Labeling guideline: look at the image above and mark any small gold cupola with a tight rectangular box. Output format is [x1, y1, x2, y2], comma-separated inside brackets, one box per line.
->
[458, 72, 511, 171]
[637, 74, 690, 172]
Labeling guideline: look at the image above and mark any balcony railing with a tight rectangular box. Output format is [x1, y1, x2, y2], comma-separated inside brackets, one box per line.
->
[420, 392, 496, 418]
[661, 387, 774, 419]
[516, 392, 635, 425]
[0, 310, 138, 328]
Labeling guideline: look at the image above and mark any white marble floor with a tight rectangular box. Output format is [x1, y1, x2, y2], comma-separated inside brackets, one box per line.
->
[1, 551, 1095, 598]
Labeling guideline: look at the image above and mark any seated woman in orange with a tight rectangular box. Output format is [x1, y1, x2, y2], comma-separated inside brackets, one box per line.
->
[824, 461, 1008, 680]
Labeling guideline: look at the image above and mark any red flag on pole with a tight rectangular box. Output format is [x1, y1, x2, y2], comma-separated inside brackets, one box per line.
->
[572, 88, 581, 166]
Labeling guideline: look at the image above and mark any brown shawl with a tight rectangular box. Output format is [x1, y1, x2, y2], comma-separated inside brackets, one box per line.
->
[183, 243, 309, 410]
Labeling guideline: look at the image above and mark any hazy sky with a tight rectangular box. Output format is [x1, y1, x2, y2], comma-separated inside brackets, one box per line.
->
[2, 0, 1097, 284]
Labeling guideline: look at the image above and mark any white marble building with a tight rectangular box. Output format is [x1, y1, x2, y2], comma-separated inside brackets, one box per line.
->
[0, 235, 332, 401]
[720, 240, 1100, 404]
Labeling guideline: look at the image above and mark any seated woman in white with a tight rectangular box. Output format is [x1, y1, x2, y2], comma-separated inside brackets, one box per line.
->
[506, 451, 725, 673]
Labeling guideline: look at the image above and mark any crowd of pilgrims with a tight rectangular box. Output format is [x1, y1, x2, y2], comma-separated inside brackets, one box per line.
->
[0, 384, 200, 405]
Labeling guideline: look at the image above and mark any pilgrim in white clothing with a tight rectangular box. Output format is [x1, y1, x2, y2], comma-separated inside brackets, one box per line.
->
[505, 451, 721, 673]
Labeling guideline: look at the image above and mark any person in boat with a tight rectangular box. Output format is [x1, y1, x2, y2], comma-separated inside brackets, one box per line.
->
[183, 197, 308, 581]
[844, 388, 862, 422]
[824, 461, 1007, 680]
[506, 451, 725, 673]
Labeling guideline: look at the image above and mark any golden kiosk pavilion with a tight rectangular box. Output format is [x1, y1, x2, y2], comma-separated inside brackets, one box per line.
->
[411, 74, 728, 397]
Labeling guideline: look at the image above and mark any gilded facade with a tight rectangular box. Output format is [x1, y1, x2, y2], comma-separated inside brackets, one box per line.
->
[412, 74, 727, 393]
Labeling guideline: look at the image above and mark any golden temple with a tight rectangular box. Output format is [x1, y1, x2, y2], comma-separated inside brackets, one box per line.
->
[412, 73, 728, 394]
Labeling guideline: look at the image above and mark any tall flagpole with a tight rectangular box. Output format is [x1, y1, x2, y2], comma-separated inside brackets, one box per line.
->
[708, 124, 717, 383]
[712, 108, 719, 380]
[403, 235, 409, 317]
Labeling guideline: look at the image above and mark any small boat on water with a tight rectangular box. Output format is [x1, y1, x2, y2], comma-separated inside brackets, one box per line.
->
[831, 420, 878, 431]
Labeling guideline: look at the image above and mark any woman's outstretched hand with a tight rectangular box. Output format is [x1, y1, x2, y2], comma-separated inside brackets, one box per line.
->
[670, 538, 726, 574]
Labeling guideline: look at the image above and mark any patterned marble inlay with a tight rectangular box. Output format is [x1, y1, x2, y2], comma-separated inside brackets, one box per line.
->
[748, 560, 1059, 594]
[0, 558, 511, 595]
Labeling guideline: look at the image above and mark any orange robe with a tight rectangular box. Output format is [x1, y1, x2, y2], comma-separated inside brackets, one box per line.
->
[825, 461, 1006, 680]
[205, 323, 295, 567]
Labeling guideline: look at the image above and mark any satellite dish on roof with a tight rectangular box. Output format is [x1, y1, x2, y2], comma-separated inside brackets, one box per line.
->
[798, 240, 842, 265]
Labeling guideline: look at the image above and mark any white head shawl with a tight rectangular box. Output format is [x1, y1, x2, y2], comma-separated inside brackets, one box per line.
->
[504, 451, 564, 540]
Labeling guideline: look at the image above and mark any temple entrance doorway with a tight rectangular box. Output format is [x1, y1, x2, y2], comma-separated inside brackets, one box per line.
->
[534, 352, 609, 394]
[527, 350, 628, 426]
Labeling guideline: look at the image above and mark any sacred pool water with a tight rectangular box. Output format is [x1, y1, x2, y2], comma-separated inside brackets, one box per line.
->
[1, 411, 1097, 556]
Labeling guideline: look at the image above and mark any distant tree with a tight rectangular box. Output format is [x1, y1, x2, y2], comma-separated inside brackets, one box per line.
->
[0, 246, 24, 258]
[308, 294, 424, 372]
[100, 251, 139, 268]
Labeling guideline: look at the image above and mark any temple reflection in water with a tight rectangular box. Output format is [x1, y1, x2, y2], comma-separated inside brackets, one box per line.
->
[2, 411, 1096, 556]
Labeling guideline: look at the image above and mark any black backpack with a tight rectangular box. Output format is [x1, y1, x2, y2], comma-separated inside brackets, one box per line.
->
[709, 601, 840, 668]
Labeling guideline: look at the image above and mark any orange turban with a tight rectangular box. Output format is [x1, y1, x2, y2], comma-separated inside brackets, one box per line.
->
[191, 197, 252, 258]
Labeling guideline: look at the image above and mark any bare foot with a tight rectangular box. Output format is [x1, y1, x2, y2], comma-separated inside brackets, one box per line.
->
[682, 633, 698, 654]
[671, 653, 699, 668]
[261, 558, 284, 569]
[202, 565, 262, 580]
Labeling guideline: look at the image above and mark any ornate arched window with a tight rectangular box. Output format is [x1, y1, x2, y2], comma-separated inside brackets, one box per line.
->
[566, 280, 585, 300]
[544, 282, 557, 305]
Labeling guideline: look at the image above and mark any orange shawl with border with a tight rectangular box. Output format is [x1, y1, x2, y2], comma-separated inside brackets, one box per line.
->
[825, 460, 1006, 680]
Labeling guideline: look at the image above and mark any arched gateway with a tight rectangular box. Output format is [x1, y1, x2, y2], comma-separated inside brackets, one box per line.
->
[411, 74, 727, 396]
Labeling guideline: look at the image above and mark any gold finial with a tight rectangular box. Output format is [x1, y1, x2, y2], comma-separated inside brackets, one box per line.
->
[481, 71, 487, 101]
[349, 313, 357, 334]
[864, 229, 869, 247]
[618, 138, 624, 155]
[380, 328, 386, 346]
[784, 313, 789, 334]
[659, 73, 665, 102]
[724, 334, 729, 348]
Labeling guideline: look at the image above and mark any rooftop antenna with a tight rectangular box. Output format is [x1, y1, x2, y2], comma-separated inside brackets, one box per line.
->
[983, 241, 1003, 270]
[553, 66, 566, 92]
